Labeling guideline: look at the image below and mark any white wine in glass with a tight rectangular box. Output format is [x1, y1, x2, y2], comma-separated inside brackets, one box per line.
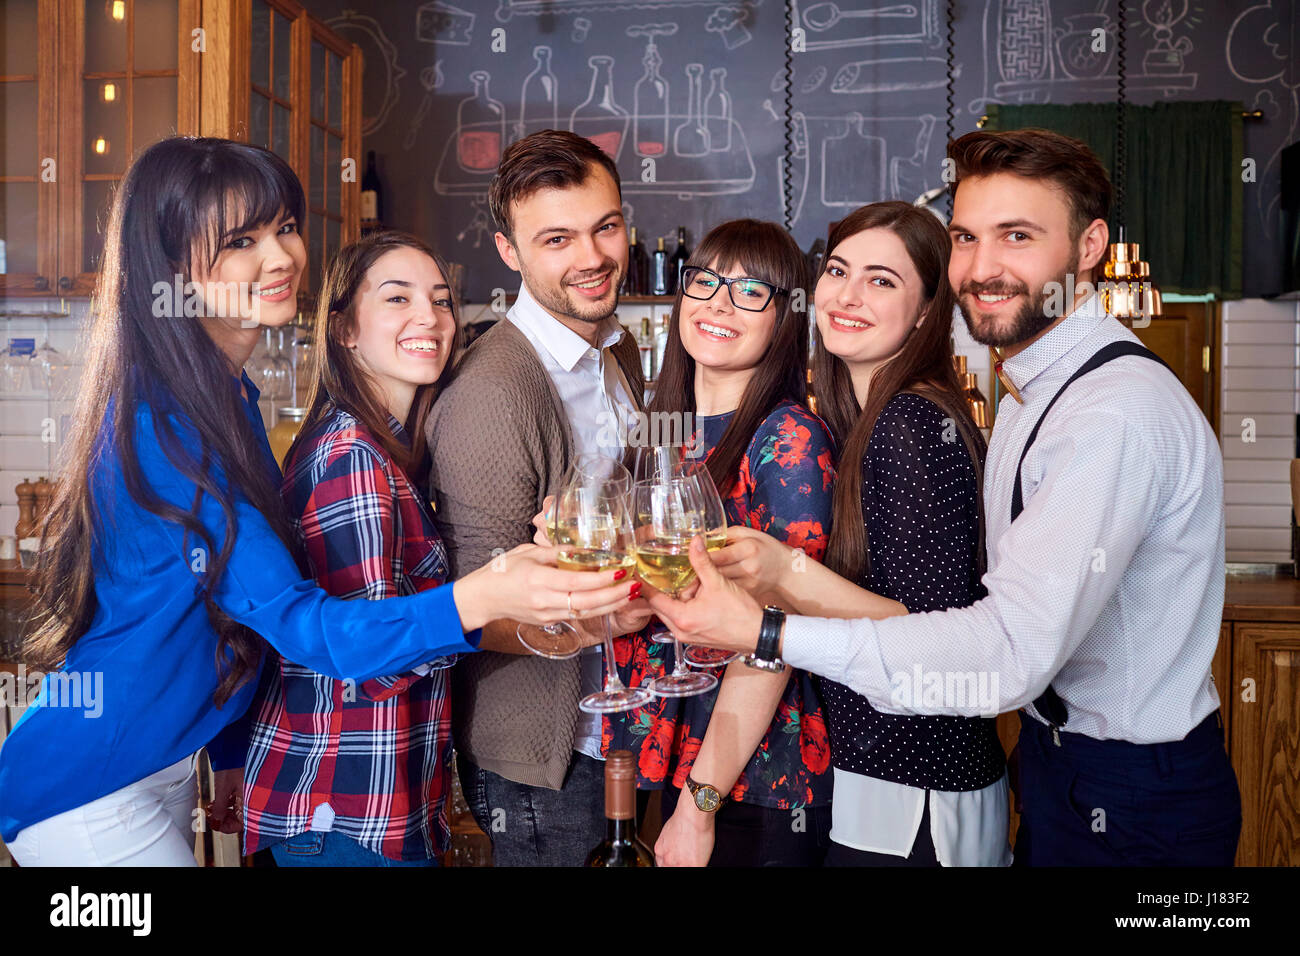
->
[679, 462, 740, 669]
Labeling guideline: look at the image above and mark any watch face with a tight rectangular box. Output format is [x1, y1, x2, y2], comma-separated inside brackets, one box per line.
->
[694, 786, 721, 812]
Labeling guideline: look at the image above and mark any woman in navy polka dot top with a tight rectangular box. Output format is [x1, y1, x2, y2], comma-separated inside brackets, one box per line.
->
[708, 203, 1010, 866]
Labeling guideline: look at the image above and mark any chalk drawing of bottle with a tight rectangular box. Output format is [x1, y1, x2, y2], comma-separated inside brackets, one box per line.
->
[516, 45, 558, 143]
[457, 71, 505, 172]
[571, 55, 629, 163]
[673, 63, 710, 158]
[633, 38, 670, 156]
[703, 67, 732, 152]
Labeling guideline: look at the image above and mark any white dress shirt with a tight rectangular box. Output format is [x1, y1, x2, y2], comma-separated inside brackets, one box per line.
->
[507, 283, 638, 761]
[784, 292, 1225, 744]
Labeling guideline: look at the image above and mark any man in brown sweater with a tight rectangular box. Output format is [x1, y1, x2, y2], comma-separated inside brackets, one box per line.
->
[426, 131, 649, 865]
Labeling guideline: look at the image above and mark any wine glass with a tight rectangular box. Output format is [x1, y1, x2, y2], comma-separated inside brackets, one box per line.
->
[630, 443, 688, 644]
[517, 455, 632, 660]
[247, 328, 276, 395]
[632, 478, 717, 697]
[678, 462, 738, 669]
[267, 328, 293, 402]
[572, 486, 655, 714]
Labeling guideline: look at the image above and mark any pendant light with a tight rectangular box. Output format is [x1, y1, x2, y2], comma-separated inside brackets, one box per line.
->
[1101, 0, 1162, 321]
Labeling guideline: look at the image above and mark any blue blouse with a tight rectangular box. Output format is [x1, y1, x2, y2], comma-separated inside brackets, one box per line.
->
[0, 373, 479, 842]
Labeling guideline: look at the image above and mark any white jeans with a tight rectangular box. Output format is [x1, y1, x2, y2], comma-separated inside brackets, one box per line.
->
[7, 754, 199, 867]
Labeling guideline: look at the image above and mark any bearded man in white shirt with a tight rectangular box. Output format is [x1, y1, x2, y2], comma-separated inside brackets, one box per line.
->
[647, 128, 1241, 867]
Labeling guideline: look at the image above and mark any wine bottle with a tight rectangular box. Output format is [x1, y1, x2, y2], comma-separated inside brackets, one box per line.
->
[651, 237, 669, 296]
[361, 150, 383, 232]
[585, 751, 655, 867]
[668, 226, 689, 296]
[623, 226, 649, 296]
[638, 315, 656, 381]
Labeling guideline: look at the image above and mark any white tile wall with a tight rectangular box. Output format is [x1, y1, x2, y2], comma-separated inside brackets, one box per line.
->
[1220, 298, 1300, 563]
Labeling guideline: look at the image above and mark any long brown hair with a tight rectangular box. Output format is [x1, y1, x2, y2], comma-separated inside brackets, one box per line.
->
[813, 201, 986, 585]
[25, 137, 304, 707]
[294, 230, 462, 486]
[645, 219, 811, 497]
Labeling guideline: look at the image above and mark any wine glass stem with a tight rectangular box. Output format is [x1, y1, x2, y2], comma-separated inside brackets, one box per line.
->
[671, 636, 689, 677]
[601, 614, 626, 693]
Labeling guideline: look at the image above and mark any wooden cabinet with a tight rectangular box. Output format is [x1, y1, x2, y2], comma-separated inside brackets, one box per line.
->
[1, 0, 200, 296]
[0, 0, 359, 298]
[1131, 299, 1218, 431]
[201, 0, 361, 297]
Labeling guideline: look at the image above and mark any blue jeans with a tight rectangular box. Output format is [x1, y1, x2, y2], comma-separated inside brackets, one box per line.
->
[270, 830, 438, 867]
[459, 753, 606, 866]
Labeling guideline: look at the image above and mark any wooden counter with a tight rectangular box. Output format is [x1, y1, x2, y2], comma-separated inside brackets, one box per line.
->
[1224, 569, 1300, 622]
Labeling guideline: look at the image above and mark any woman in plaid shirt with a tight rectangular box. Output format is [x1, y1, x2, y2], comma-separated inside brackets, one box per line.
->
[244, 232, 486, 866]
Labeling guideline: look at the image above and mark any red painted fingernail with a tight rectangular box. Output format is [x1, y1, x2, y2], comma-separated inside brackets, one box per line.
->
[629, 582, 642, 600]
[613, 569, 628, 581]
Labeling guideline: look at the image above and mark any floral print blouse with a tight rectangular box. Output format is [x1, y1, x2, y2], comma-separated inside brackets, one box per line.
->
[604, 400, 837, 809]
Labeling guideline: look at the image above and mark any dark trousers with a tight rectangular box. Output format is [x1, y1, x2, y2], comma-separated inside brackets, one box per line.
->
[459, 753, 606, 867]
[1013, 710, 1240, 866]
[661, 786, 832, 866]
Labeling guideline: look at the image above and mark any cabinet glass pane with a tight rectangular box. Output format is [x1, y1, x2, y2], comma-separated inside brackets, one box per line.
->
[309, 124, 324, 208]
[133, 0, 178, 72]
[84, 0, 129, 74]
[272, 10, 292, 101]
[1, 81, 39, 177]
[132, 76, 177, 149]
[326, 216, 339, 265]
[0, 182, 39, 275]
[2, 0, 39, 76]
[82, 178, 117, 274]
[327, 51, 341, 129]
[325, 134, 340, 217]
[83, 79, 127, 175]
[309, 211, 323, 272]
[249, 90, 270, 149]
[271, 102, 290, 161]
[311, 40, 324, 122]
[250, 0, 269, 91]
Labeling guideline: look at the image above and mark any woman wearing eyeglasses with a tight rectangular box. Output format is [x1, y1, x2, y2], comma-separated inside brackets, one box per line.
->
[609, 219, 900, 867]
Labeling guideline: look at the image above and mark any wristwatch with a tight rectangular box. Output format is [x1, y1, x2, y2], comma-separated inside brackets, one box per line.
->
[744, 605, 786, 672]
[685, 774, 727, 812]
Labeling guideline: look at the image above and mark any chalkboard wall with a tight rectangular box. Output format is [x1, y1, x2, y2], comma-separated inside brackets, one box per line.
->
[297, 0, 1299, 300]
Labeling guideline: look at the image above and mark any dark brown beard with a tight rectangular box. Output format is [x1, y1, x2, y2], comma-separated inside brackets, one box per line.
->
[521, 258, 623, 325]
[959, 250, 1080, 348]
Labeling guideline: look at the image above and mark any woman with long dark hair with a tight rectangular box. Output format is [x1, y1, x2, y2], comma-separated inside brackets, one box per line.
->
[0, 138, 636, 866]
[242, 231, 468, 867]
[647, 202, 1009, 866]
[608, 219, 899, 867]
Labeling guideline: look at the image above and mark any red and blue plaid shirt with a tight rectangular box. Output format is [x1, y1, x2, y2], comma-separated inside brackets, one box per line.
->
[243, 404, 456, 862]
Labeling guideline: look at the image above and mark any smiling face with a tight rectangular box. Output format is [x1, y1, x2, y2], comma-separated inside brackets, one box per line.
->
[948, 172, 1106, 349]
[190, 205, 306, 329]
[815, 227, 928, 370]
[341, 246, 456, 421]
[493, 163, 627, 331]
[677, 259, 780, 375]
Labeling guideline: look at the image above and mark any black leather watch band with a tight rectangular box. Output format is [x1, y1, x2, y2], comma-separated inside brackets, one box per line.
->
[745, 605, 785, 672]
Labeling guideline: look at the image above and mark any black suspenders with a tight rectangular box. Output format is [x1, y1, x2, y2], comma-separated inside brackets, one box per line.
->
[1010, 341, 1174, 735]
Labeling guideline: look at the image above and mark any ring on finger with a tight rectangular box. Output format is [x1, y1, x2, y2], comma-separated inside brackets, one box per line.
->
[567, 591, 575, 619]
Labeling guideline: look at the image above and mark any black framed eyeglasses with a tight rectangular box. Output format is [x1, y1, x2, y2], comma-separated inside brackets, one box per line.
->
[680, 266, 787, 312]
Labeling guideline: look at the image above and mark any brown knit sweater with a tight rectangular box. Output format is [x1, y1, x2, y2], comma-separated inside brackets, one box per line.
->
[425, 316, 645, 790]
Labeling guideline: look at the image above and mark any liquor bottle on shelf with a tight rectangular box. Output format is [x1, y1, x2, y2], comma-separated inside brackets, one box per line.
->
[457, 71, 506, 173]
[361, 150, 383, 232]
[672, 63, 709, 158]
[633, 35, 669, 157]
[571, 55, 629, 162]
[668, 226, 690, 295]
[516, 45, 558, 143]
[638, 316, 656, 382]
[623, 226, 649, 295]
[655, 313, 670, 364]
[704, 67, 732, 152]
[651, 237, 669, 296]
[585, 751, 655, 867]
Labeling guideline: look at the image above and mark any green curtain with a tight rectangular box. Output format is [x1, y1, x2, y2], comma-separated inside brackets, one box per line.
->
[984, 101, 1243, 299]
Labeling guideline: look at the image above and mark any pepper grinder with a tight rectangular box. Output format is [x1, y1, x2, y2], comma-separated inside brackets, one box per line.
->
[32, 476, 52, 531]
[14, 478, 36, 540]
